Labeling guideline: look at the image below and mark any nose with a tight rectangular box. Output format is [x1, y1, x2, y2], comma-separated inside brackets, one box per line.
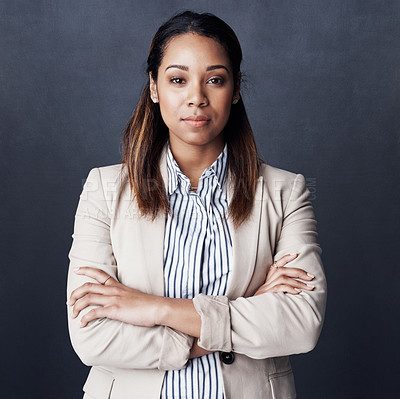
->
[186, 82, 208, 107]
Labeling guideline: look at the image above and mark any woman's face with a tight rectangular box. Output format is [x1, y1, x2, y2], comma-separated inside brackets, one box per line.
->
[150, 33, 238, 151]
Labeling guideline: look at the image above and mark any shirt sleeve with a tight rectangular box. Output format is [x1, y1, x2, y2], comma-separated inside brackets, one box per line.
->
[67, 167, 194, 370]
[192, 173, 327, 358]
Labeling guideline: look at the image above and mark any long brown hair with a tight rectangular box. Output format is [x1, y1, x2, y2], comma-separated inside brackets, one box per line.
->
[122, 11, 260, 227]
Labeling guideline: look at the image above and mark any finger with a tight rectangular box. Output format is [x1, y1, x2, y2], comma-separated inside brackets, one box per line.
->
[74, 267, 117, 286]
[256, 284, 301, 296]
[265, 253, 299, 281]
[71, 293, 114, 318]
[279, 267, 315, 280]
[263, 276, 315, 292]
[271, 284, 302, 295]
[264, 275, 315, 291]
[273, 252, 298, 268]
[69, 282, 119, 306]
[271, 267, 315, 281]
[80, 306, 118, 327]
[267, 267, 315, 286]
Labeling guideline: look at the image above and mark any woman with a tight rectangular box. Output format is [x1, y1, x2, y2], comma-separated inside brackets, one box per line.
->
[67, 10, 327, 399]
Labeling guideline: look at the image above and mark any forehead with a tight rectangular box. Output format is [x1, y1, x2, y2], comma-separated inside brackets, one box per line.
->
[160, 33, 231, 69]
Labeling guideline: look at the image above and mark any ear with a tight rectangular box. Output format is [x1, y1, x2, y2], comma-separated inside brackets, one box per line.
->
[149, 72, 159, 103]
[232, 72, 241, 104]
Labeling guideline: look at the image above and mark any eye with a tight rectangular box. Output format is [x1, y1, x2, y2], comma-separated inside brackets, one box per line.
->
[207, 77, 224, 85]
[170, 77, 185, 84]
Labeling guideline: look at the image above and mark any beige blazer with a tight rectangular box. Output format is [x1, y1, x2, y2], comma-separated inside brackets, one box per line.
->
[67, 147, 327, 399]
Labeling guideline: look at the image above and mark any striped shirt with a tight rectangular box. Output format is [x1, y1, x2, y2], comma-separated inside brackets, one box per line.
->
[160, 143, 232, 399]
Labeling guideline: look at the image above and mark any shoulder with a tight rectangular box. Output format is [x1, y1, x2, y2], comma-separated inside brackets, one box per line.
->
[96, 163, 126, 179]
[260, 162, 297, 180]
[259, 162, 303, 188]
[85, 163, 127, 184]
[82, 163, 129, 202]
[258, 162, 309, 205]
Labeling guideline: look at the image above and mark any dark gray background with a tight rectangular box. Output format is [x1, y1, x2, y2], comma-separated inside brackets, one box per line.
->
[1, 0, 399, 398]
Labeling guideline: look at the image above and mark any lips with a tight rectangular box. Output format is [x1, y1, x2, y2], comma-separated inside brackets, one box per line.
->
[183, 115, 210, 121]
[183, 114, 211, 128]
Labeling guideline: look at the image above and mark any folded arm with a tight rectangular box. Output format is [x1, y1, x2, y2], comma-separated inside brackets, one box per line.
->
[69, 169, 326, 365]
[66, 168, 194, 370]
[190, 173, 327, 358]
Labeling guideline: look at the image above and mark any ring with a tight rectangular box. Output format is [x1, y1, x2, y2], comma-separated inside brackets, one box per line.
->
[102, 276, 112, 285]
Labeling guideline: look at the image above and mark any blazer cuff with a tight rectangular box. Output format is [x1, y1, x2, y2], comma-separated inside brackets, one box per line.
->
[158, 327, 194, 370]
[192, 294, 232, 352]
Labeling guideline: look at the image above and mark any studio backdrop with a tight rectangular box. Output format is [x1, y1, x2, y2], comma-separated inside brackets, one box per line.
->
[1, 0, 399, 398]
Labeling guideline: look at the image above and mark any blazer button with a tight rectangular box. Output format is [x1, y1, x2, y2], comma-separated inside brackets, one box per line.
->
[220, 351, 235, 365]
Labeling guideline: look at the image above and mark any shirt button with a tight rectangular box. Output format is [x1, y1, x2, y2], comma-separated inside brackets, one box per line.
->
[220, 351, 235, 365]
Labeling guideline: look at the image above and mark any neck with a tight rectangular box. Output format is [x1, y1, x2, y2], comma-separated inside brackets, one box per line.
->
[169, 139, 225, 187]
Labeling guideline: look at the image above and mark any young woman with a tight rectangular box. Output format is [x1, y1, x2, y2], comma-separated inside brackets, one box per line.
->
[67, 11, 327, 399]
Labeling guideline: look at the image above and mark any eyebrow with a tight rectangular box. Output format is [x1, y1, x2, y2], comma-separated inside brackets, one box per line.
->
[164, 64, 230, 73]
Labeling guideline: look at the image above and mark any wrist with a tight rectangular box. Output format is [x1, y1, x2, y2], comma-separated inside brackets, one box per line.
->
[153, 297, 201, 337]
[154, 296, 169, 326]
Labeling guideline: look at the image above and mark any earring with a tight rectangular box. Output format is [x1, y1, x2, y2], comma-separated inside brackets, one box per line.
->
[232, 96, 239, 104]
[152, 97, 158, 103]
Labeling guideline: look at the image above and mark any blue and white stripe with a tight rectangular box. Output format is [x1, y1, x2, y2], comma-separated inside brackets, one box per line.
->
[160, 143, 232, 399]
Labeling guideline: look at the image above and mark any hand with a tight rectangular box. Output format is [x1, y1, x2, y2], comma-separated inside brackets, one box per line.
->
[68, 267, 162, 328]
[254, 253, 315, 296]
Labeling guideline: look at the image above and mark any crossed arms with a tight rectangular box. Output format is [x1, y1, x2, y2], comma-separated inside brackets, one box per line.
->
[66, 168, 327, 370]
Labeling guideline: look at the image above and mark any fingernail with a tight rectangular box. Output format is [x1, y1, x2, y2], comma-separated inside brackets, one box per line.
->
[307, 284, 315, 289]
[73, 267, 80, 273]
[295, 288, 302, 292]
[289, 252, 298, 256]
[307, 273, 315, 278]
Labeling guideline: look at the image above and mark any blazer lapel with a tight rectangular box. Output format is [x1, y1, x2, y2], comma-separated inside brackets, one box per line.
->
[225, 173, 264, 299]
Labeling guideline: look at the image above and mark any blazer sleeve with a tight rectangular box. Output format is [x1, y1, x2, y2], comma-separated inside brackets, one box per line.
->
[192, 173, 327, 359]
[67, 167, 194, 370]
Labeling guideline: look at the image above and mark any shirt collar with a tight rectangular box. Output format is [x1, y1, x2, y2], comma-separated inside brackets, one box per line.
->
[166, 142, 228, 195]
